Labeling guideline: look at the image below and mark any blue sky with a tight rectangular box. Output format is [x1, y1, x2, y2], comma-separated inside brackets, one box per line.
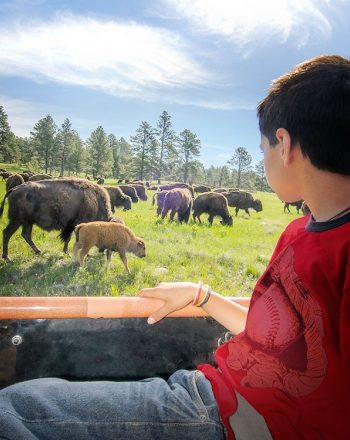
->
[0, 0, 349, 167]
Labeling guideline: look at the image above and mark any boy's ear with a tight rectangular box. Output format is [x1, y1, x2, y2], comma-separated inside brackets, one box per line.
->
[275, 128, 293, 166]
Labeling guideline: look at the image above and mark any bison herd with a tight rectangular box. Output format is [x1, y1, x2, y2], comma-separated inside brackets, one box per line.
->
[1, 169, 313, 269]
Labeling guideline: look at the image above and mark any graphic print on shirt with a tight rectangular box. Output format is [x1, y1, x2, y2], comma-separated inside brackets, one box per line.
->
[227, 246, 327, 397]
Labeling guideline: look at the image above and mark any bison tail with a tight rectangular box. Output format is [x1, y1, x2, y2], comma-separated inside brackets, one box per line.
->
[60, 219, 76, 243]
[74, 224, 82, 242]
[0, 189, 13, 217]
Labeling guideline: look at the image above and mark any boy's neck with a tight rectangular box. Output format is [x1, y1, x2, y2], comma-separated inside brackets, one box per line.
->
[302, 170, 350, 222]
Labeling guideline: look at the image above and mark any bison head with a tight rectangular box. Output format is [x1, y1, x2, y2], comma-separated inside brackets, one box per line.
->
[132, 239, 146, 258]
[253, 199, 263, 212]
[221, 215, 233, 226]
[122, 196, 132, 210]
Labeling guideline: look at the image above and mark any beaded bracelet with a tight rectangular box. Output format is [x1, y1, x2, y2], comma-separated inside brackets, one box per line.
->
[192, 281, 203, 306]
[197, 286, 211, 307]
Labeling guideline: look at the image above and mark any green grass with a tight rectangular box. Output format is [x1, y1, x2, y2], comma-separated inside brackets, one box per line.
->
[0, 167, 301, 297]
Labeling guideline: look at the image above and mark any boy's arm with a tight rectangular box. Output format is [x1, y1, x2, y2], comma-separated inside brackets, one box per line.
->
[201, 290, 248, 335]
[139, 282, 248, 335]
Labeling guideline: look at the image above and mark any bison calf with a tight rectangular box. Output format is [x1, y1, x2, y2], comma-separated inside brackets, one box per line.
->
[73, 222, 146, 274]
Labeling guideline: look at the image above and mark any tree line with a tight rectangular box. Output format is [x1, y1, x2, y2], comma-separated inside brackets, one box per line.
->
[0, 105, 270, 190]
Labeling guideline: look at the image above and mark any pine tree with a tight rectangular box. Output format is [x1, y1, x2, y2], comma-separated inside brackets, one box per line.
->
[118, 137, 133, 179]
[109, 134, 120, 179]
[0, 106, 18, 162]
[67, 131, 85, 176]
[177, 129, 201, 183]
[57, 118, 75, 176]
[255, 159, 270, 191]
[156, 111, 176, 182]
[30, 115, 57, 174]
[227, 146, 252, 188]
[86, 126, 112, 179]
[130, 121, 156, 180]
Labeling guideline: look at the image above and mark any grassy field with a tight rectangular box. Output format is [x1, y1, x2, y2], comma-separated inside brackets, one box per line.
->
[0, 167, 301, 297]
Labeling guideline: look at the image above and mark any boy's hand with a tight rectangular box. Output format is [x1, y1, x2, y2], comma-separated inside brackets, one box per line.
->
[138, 282, 197, 324]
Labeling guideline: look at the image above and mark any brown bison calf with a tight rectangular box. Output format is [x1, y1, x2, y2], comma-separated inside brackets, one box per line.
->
[73, 222, 146, 273]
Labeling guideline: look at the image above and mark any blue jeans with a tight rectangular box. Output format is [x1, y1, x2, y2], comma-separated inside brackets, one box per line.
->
[0, 370, 225, 440]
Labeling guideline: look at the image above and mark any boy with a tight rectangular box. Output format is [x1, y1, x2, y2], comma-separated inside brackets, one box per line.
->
[0, 55, 349, 439]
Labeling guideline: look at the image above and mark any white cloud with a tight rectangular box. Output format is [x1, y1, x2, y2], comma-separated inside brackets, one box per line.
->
[0, 95, 41, 137]
[163, 0, 332, 50]
[0, 14, 211, 97]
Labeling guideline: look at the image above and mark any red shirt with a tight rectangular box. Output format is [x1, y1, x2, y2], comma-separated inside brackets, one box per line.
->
[199, 214, 350, 440]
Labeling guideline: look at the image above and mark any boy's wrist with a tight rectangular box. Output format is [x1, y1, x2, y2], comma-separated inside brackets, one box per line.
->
[192, 282, 212, 307]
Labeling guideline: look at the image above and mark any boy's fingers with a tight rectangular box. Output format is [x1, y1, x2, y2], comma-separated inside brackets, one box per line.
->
[147, 304, 172, 324]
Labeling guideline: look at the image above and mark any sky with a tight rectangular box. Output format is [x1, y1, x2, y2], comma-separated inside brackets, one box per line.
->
[0, 0, 349, 168]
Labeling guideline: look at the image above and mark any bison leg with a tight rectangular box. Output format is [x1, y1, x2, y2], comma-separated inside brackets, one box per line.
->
[169, 209, 176, 221]
[118, 249, 131, 274]
[235, 207, 239, 216]
[208, 213, 214, 225]
[72, 242, 81, 263]
[193, 211, 202, 223]
[63, 235, 72, 254]
[161, 208, 169, 219]
[21, 224, 41, 255]
[2, 220, 21, 261]
[245, 208, 250, 216]
[106, 250, 113, 271]
[181, 206, 191, 223]
[78, 244, 91, 266]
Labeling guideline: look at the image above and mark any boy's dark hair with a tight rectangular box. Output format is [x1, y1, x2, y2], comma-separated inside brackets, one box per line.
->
[257, 55, 350, 175]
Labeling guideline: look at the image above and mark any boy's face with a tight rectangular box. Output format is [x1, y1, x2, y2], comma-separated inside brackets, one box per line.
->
[260, 133, 301, 202]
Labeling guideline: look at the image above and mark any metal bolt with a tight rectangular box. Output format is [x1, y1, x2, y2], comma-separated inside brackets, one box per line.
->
[11, 335, 23, 346]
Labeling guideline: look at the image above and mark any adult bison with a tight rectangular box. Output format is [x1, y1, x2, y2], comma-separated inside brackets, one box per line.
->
[193, 192, 233, 226]
[129, 183, 148, 201]
[117, 185, 139, 203]
[0, 178, 114, 261]
[283, 200, 303, 214]
[105, 186, 132, 211]
[6, 174, 24, 191]
[159, 183, 194, 198]
[161, 188, 192, 223]
[194, 185, 211, 194]
[223, 191, 262, 216]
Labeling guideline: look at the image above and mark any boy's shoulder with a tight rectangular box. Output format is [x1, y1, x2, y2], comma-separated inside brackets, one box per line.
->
[282, 215, 309, 239]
